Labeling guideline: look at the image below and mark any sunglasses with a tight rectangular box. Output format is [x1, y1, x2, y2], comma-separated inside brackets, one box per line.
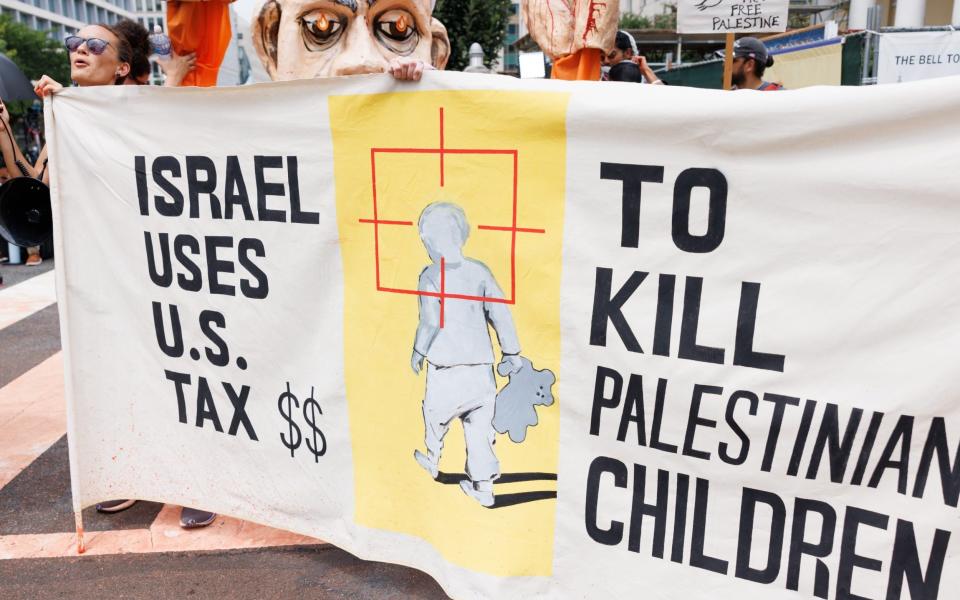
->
[64, 36, 113, 55]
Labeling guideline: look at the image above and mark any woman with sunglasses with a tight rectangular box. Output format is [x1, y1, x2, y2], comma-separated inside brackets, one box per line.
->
[17, 21, 195, 176]
[29, 20, 220, 529]
[1, 24, 135, 265]
[14, 21, 140, 186]
[40, 25, 137, 93]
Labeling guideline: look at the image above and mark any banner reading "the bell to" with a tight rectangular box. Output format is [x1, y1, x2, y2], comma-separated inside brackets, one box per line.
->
[46, 73, 960, 600]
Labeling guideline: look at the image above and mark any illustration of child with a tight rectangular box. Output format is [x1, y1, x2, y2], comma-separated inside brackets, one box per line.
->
[410, 202, 522, 507]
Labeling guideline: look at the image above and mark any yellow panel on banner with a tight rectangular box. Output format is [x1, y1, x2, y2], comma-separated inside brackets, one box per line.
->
[329, 90, 569, 577]
[765, 41, 843, 88]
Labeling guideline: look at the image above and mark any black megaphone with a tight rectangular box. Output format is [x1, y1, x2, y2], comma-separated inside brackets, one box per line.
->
[0, 176, 53, 248]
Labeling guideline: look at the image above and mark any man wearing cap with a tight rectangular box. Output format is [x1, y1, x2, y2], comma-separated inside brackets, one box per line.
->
[729, 36, 783, 91]
[602, 30, 637, 72]
[604, 30, 663, 84]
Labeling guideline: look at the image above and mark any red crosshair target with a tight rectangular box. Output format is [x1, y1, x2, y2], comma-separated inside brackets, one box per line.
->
[358, 107, 546, 327]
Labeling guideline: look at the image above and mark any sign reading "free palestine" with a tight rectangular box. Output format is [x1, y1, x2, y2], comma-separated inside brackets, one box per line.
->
[677, 0, 789, 34]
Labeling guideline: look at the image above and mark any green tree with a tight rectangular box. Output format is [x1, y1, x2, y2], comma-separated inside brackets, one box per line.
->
[653, 7, 677, 30]
[620, 5, 677, 30]
[788, 11, 812, 29]
[434, 0, 513, 71]
[0, 15, 67, 148]
[620, 13, 653, 29]
[0, 15, 70, 86]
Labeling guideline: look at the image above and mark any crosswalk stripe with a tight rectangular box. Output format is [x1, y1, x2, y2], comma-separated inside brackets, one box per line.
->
[0, 352, 321, 560]
[0, 270, 57, 331]
[0, 354, 66, 490]
[0, 510, 319, 560]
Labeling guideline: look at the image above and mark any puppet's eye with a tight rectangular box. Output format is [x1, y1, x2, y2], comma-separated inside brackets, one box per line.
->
[374, 9, 419, 55]
[299, 11, 344, 51]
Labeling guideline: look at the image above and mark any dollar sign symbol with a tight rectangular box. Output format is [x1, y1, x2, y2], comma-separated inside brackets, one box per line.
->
[303, 386, 327, 463]
[278, 383, 301, 458]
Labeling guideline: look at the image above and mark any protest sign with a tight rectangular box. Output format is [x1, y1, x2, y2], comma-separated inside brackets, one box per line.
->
[878, 31, 960, 84]
[677, 0, 788, 34]
[46, 73, 960, 599]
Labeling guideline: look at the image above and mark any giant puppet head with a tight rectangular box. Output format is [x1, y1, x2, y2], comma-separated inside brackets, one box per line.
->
[522, 0, 618, 61]
[252, 0, 450, 80]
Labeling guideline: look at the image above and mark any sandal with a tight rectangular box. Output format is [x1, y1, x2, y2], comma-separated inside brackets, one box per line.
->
[180, 506, 216, 529]
[96, 499, 137, 513]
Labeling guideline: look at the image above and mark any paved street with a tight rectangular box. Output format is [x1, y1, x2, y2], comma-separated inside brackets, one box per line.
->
[0, 260, 448, 599]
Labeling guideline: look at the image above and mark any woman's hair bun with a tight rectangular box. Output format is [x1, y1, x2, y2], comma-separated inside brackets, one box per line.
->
[112, 19, 150, 57]
[766, 56, 775, 68]
[111, 19, 151, 80]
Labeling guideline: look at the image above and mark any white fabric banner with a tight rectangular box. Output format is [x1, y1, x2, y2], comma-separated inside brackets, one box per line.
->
[677, 0, 788, 34]
[46, 73, 960, 599]
[878, 31, 960, 84]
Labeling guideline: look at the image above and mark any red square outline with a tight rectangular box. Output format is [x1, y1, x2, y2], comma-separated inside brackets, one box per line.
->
[358, 108, 546, 326]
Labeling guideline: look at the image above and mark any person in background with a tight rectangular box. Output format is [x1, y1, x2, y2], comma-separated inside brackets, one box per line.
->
[0, 102, 44, 266]
[602, 30, 635, 79]
[603, 31, 663, 85]
[604, 31, 637, 65]
[729, 37, 784, 91]
[609, 56, 663, 85]
[158, 52, 198, 86]
[23, 246, 41, 266]
[0, 100, 36, 183]
[0, 163, 8, 265]
[608, 61, 642, 82]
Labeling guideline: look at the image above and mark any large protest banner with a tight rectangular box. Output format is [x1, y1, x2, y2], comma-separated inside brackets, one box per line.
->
[45, 73, 960, 599]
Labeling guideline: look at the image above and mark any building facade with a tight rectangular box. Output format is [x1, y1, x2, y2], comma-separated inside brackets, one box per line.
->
[132, 0, 166, 84]
[133, 0, 163, 33]
[218, 7, 269, 86]
[0, 0, 177, 85]
[1, 0, 258, 86]
[0, 0, 134, 39]
[850, 0, 960, 26]
[499, 1, 526, 75]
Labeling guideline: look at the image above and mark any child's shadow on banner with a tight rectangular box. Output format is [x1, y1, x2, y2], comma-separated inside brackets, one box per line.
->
[436, 472, 557, 509]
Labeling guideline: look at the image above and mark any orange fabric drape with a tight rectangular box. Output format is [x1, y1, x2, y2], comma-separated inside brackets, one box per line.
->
[166, 0, 232, 87]
[550, 48, 602, 81]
